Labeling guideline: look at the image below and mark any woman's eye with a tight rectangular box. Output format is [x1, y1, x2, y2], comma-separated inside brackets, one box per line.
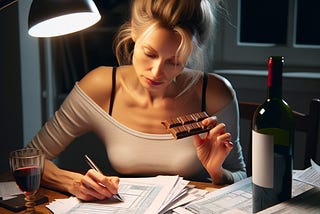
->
[167, 61, 180, 66]
[144, 52, 156, 58]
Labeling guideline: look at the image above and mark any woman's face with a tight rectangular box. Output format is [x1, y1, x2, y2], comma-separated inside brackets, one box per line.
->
[132, 26, 189, 92]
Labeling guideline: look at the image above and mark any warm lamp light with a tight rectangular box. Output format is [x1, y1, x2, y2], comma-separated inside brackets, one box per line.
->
[28, 0, 101, 37]
[1, 0, 101, 37]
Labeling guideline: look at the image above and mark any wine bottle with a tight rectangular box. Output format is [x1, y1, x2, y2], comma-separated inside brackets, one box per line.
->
[252, 56, 294, 213]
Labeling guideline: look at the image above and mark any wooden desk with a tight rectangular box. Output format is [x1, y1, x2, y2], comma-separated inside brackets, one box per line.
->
[0, 172, 67, 214]
[3, 174, 318, 214]
[0, 187, 69, 214]
[0, 173, 221, 214]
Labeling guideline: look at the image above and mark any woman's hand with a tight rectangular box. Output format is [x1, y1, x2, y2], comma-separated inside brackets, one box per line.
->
[71, 169, 120, 201]
[193, 116, 234, 183]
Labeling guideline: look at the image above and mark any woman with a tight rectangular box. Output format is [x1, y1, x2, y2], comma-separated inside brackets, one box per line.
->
[28, 0, 246, 201]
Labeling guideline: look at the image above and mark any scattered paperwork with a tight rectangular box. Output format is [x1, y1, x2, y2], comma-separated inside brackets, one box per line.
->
[46, 175, 207, 214]
[293, 159, 320, 188]
[174, 159, 320, 214]
[0, 181, 23, 200]
[4, 159, 320, 213]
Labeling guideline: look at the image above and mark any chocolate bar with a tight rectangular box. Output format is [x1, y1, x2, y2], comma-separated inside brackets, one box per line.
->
[162, 112, 214, 139]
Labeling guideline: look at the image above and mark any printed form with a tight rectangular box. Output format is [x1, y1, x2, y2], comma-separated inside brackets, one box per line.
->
[46, 175, 207, 214]
[174, 160, 320, 214]
[294, 159, 320, 188]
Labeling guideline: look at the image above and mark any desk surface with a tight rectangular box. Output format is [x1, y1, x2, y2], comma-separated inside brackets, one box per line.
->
[2, 173, 319, 214]
[0, 172, 221, 214]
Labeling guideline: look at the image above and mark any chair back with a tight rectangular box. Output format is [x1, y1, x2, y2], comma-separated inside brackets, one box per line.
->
[239, 98, 320, 176]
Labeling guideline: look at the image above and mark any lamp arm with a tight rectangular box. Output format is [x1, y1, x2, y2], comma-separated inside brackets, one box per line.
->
[0, 0, 18, 11]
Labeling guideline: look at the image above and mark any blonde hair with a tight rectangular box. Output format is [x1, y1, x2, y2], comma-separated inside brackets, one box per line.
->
[113, 0, 219, 69]
[113, 0, 222, 97]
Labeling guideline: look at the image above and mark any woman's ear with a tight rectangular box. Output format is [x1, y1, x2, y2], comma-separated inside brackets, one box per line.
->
[131, 33, 136, 42]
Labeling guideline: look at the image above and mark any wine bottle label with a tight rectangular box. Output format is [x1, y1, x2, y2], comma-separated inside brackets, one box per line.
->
[252, 130, 274, 188]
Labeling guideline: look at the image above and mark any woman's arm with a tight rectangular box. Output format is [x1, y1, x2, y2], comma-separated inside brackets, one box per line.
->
[41, 159, 83, 195]
[27, 67, 120, 200]
[41, 159, 119, 201]
[193, 119, 235, 184]
[193, 73, 246, 184]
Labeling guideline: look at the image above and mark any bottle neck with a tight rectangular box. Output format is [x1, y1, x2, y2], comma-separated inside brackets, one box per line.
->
[267, 57, 283, 99]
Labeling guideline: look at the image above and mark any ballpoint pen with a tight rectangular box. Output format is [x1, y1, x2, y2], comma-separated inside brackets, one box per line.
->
[84, 155, 124, 202]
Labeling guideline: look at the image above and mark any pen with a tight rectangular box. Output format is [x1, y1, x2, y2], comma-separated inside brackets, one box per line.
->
[84, 155, 124, 202]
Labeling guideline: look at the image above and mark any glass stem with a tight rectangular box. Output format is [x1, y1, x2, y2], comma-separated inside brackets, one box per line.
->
[25, 194, 36, 214]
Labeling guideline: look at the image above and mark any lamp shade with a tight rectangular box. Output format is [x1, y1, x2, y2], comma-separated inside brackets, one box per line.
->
[28, 0, 101, 37]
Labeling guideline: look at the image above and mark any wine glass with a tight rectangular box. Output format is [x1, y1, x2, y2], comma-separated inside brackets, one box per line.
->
[9, 148, 45, 214]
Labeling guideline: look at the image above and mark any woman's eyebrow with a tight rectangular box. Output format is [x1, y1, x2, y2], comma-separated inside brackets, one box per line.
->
[143, 44, 156, 51]
[143, 44, 181, 60]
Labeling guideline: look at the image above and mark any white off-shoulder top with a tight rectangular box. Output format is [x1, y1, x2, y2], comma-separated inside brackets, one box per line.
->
[28, 83, 246, 182]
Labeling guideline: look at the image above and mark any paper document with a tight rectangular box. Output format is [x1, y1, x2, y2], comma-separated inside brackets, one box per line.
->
[260, 160, 320, 214]
[177, 177, 253, 214]
[258, 187, 320, 214]
[175, 172, 314, 214]
[293, 159, 320, 188]
[46, 175, 207, 214]
[0, 181, 23, 200]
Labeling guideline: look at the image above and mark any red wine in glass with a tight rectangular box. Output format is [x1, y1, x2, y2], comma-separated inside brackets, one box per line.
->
[13, 166, 42, 194]
[9, 148, 44, 214]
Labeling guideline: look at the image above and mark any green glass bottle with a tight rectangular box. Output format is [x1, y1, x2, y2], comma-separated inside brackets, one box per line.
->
[252, 56, 294, 213]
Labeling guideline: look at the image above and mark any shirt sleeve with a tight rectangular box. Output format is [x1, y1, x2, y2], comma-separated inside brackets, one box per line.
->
[215, 90, 247, 182]
[27, 85, 93, 160]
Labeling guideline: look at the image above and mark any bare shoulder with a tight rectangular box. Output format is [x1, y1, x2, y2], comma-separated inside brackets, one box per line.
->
[206, 72, 235, 114]
[77, 66, 114, 107]
[78, 66, 114, 94]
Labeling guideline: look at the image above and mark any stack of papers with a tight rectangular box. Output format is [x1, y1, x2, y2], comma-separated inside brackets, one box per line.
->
[46, 175, 208, 214]
[293, 159, 320, 188]
[174, 159, 320, 214]
[0, 181, 23, 200]
[174, 178, 315, 214]
[4, 159, 318, 213]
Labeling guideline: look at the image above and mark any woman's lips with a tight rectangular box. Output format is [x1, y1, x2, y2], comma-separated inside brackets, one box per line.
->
[145, 77, 163, 86]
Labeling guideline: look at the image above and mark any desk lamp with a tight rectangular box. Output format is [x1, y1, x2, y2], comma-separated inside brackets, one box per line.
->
[1, 0, 101, 37]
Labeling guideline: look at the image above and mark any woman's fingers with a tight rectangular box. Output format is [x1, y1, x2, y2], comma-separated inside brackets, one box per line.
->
[219, 133, 233, 153]
[202, 116, 218, 127]
[210, 123, 226, 136]
[193, 116, 219, 147]
[194, 121, 228, 143]
[193, 133, 203, 147]
[80, 169, 119, 200]
[217, 132, 231, 144]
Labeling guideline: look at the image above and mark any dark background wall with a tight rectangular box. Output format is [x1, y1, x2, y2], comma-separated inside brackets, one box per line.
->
[0, 3, 23, 173]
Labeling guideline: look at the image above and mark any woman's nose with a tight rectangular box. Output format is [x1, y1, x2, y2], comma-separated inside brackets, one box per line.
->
[151, 60, 164, 77]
